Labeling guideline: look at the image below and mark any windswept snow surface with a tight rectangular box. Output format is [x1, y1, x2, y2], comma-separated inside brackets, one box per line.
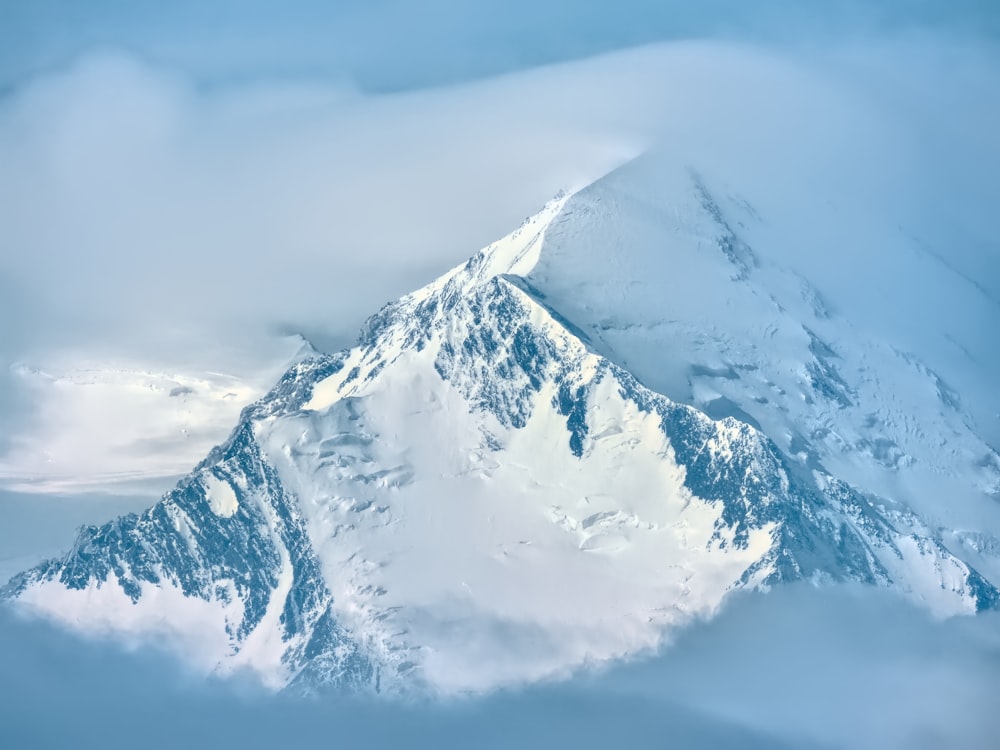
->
[526, 155, 1000, 578]
[7, 158, 998, 695]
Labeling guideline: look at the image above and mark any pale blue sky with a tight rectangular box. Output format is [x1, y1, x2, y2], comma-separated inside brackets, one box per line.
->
[2, 0, 998, 92]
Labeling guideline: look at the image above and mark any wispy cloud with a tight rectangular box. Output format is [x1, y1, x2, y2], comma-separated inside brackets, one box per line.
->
[0, 45, 657, 489]
[0, 4, 997, 493]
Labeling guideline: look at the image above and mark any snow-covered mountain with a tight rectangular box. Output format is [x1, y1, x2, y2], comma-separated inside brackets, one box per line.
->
[5, 155, 999, 694]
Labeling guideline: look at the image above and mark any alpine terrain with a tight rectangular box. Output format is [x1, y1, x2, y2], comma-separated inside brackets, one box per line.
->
[5, 154, 999, 695]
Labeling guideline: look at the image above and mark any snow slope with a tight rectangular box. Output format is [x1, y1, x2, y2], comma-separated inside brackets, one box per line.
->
[5, 156, 999, 695]
[527, 156, 1000, 581]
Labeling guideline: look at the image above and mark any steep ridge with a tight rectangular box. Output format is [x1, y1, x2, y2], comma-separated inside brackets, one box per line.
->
[527, 158, 1000, 542]
[4, 161, 998, 695]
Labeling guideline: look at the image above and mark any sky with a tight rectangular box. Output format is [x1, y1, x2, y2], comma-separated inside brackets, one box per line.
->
[2, 1, 998, 91]
[1, 3, 1000, 747]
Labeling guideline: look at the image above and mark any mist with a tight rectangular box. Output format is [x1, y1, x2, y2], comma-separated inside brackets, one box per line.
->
[2, 30, 998, 493]
[2, 585, 998, 749]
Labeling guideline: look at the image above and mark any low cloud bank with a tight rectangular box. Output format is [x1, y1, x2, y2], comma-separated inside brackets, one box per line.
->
[2, 585, 997, 749]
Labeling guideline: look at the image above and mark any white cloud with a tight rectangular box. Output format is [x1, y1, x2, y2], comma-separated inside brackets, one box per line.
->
[1, 584, 997, 749]
[0, 47, 658, 492]
[1, 33, 997, 494]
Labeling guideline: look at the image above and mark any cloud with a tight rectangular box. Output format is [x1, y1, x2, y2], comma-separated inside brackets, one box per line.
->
[1, 585, 997, 749]
[0, 4, 997, 495]
[606, 585, 1000, 750]
[0, 47, 657, 490]
[0, 48, 654, 359]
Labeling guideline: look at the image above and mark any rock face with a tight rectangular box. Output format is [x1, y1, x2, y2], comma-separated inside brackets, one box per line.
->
[5, 159, 999, 695]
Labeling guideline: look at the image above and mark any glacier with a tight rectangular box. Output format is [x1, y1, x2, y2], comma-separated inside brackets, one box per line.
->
[4, 155, 999, 695]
